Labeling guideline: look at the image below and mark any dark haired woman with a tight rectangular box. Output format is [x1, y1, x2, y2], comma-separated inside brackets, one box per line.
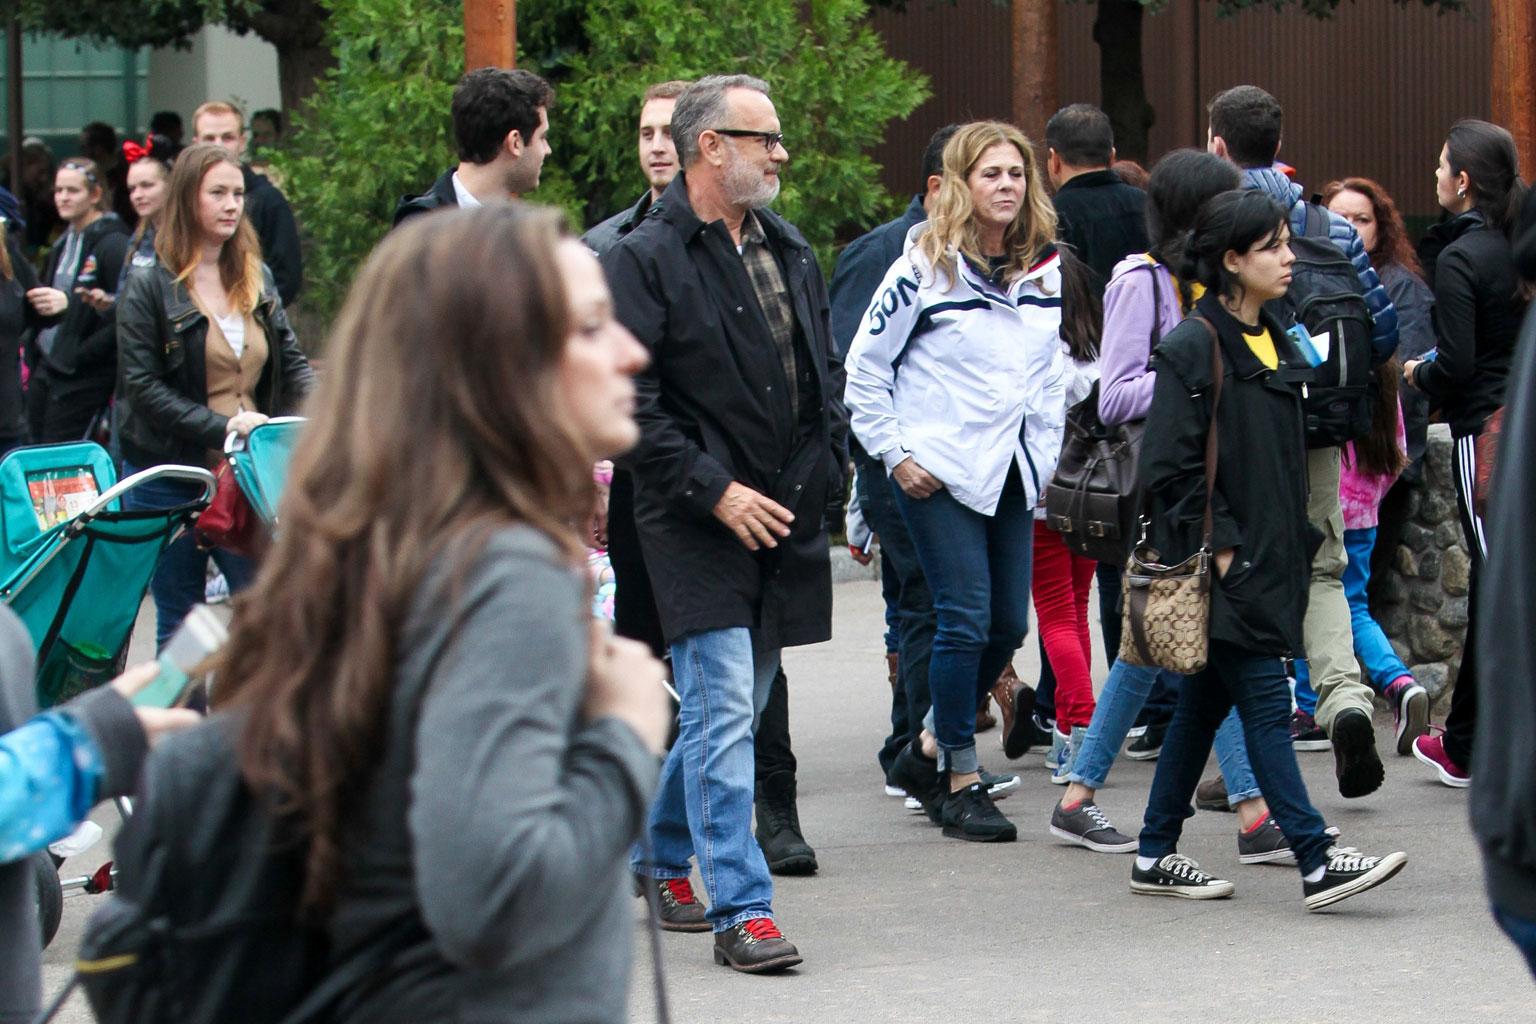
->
[0, 219, 41, 454]
[24, 157, 129, 442]
[1403, 119, 1530, 788]
[213, 206, 667, 1023]
[77, 135, 181, 316]
[1051, 151, 1275, 862]
[116, 143, 313, 648]
[1129, 189, 1406, 908]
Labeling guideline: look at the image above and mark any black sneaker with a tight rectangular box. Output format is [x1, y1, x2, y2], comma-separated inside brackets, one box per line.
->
[1124, 722, 1165, 761]
[887, 740, 945, 824]
[1130, 853, 1235, 899]
[1331, 708, 1384, 799]
[978, 765, 1020, 801]
[1050, 800, 1138, 853]
[1236, 815, 1295, 865]
[1290, 709, 1331, 751]
[941, 781, 1017, 842]
[1028, 713, 1056, 750]
[1302, 846, 1408, 910]
[634, 874, 711, 932]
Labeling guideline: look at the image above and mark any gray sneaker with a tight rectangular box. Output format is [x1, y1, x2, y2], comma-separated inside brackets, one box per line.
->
[1050, 799, 1138, 853]
[1237, 815, 1296, 865]
[1050, 725, 1086, 785]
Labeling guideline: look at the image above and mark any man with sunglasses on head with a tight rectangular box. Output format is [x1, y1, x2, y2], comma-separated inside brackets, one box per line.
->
[601, 75, 847, 974]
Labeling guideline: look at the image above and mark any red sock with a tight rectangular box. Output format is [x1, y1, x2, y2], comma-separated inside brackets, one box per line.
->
[1061, 798, 1082, 812]
[1242, 812, 1271, 835]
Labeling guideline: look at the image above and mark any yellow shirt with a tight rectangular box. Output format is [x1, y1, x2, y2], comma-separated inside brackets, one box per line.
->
[1242, 326, 1280, 370]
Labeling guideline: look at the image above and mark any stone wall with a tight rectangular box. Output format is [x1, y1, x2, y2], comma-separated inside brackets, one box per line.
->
[1374, 424, 1470, 707]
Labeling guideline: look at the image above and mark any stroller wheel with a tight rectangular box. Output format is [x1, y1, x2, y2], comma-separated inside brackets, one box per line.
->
[31, 851, 64, 948]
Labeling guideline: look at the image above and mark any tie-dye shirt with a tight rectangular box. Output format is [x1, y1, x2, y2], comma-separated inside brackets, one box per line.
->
[1339, 400, 1407, 531]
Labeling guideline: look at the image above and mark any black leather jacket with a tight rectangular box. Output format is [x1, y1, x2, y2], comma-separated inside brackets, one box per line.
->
[114, 262, 315, 468]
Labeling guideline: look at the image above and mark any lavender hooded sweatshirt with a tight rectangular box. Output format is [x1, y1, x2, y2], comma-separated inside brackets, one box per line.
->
[1097, 255, 1186, 427]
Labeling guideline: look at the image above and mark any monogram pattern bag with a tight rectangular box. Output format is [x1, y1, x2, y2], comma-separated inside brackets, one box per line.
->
[1118, 319, 1223, 675]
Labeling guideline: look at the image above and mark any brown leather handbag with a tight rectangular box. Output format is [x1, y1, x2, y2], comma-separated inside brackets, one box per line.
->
[1119, 319, 1223, 675]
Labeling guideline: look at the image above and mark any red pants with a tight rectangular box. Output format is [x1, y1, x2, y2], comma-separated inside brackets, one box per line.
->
[1031, 520, 1097, 730]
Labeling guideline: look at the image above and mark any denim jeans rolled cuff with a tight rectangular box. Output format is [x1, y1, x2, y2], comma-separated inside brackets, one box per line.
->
[1066, 658, 1168, 790]
[919, 707, 980, 775]
[634, 626, 780, 931]
[1212, 709, 1262, 806]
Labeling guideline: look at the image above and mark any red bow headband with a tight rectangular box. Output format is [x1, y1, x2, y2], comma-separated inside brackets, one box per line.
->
[123, 137, 153, 163]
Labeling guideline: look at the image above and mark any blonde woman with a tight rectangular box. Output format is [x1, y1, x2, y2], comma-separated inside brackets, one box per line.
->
[845, 120, 1065, 843]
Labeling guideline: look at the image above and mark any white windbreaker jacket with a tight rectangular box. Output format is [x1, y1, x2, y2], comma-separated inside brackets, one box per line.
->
[844, 225, 1068, 516]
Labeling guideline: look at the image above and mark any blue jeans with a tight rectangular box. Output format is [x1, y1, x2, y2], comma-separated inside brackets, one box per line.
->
[635, 626, 781, 932]
[1139, 641, 1332, 876]
[1494, 906, 1536, 979]
[1293, 526, 1413, 712]
[856, 448, 936, 777]
[120, 462, 256, 651]
[1069, 658, 1261, 807]
[893, 474, 1033, 775]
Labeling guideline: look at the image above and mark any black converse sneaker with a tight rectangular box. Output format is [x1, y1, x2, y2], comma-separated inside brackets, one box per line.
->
[1130, 854, 1235, 899]
[1302, 846, 1408, 910]
[1050, 800, 1138, 854]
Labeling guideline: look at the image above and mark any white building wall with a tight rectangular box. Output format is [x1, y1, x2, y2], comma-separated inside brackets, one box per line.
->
[147, 26, 282, 129]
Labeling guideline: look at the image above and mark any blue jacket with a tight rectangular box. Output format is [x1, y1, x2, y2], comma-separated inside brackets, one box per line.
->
[828, 196, 926, 356]
[1242, 167, 1399, 362]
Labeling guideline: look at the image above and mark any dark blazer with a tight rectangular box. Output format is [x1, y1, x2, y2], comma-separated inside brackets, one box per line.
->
[1051, 169, 1149, 296]
[243, 167, 303, 306]
[827, 195, 925, 355]
[582, 191, 654, 258]
[1141, 295, 1320, 658]
[393, 170, 458, 227]
[1413, 211, 1530, 437]
[115, 262, 314, 468]
[601, 173, 847, 649]
[0, 234, 41, 447]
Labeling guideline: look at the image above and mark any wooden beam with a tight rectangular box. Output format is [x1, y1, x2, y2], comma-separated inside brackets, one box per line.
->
[464, 0, 516, 71]
[1010, 0, 1059, 146]
[7, 21, 21, 197]
[1491, 0, 1536, 177]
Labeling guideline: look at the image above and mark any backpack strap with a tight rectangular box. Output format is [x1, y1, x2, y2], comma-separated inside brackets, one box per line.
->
[1192, 317, 1224, 552]
[1301, 201, 1330, 240]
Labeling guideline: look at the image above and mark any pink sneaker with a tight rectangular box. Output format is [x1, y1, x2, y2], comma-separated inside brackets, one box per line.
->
[1411, 732, 1470, 788]
[1384, 676, 1429, 756]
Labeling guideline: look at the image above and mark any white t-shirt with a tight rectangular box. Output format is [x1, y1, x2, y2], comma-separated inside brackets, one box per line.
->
[451, 171, 484, 210]
[215, 312, 246, 360]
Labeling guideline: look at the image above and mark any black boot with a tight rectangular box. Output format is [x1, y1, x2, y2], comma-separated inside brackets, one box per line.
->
[755, 771, 818, 875]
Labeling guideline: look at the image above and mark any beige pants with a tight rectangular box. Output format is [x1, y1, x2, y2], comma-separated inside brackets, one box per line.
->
[1303, 447, 1375, 731]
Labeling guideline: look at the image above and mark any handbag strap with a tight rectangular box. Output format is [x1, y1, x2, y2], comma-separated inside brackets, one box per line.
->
[1193, 317, 1224, 552]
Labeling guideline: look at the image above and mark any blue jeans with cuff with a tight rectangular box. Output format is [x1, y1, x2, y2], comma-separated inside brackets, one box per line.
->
[893, 472, 1033, 776]
[635, 626, 781, 932]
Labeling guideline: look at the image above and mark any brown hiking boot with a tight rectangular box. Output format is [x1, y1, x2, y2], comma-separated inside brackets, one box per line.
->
[713, 918, 803, 973]
[635, 874, 710, 932]
[992, 663, 1037, 760]
[976, 693, 998, 732]
[1195, 776, 1232, 812]
[886, 651, 899, 691]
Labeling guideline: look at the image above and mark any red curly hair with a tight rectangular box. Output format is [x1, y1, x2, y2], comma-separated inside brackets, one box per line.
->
[1320, 176, 1421, 276]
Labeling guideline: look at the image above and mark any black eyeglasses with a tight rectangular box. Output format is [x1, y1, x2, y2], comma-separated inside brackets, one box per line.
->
[710, 128, 785, 152]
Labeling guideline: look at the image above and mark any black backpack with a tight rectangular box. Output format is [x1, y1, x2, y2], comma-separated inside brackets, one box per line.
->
[68, 717, 413, 1024]
[1265, 202, 1376, 448]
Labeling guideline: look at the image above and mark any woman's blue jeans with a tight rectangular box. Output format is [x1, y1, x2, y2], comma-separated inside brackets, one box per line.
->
[893, 478, 1033, 775]
[120, 462, 256, 650]
[1139, 641, 1332, 876]
[1068, 657, 1261, 807]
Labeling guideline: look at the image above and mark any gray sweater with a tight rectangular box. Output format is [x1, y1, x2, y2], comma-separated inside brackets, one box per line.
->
[328, 526, 659, 1023]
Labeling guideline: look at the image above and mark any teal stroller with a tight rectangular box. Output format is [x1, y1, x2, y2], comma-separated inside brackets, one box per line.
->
[222, 416, 305, 530]
[0, 441, 216, 710]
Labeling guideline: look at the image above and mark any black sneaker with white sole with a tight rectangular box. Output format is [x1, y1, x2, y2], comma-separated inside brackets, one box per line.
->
[1302, 846, 1408, 910]
[1331, 707, 1385, 799]
[978, 765, 1020, 800]
[1050, 800, 1138, 853]
[1130, 854, 1235, 899]
[1124, 722, 1166, 761]
[941, 782, 1018, 842]
[1236, 815, 1295, 865]
[887, 740, 945, 824]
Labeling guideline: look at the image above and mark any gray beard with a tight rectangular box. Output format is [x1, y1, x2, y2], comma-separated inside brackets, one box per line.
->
[723, 158, 779, 209]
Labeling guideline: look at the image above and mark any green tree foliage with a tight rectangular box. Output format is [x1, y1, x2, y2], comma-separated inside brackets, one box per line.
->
[275, 0, 928, 324]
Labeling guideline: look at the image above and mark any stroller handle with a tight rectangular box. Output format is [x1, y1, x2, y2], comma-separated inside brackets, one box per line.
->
[80, 465, 218, 523]
[223, 416, 306, 457]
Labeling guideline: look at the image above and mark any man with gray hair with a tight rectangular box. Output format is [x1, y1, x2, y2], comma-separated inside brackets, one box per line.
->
[602, 74, 846, 973]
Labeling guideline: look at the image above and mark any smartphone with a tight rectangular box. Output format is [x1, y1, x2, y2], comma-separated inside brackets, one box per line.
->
[130, 605, 229, 708]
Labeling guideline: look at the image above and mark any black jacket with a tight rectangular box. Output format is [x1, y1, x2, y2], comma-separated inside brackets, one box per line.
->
[114, 262, 315, 468]
[393, 169, 458, 227]
[1141, 295, 1320, 658]
[1051, 169, 1149, 297]
[1413, 211, 1530, 437]
[30, 214, 130, 382]
[243, 167, 303, 306]
[581, 191, 654, 258]
[828, 195, 925, 356]
[601, 173, 847, 649]
[0, 234, 41, 446]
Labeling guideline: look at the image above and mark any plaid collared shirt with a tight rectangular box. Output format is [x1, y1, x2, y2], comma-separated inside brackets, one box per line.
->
[738, 212, 799, 420]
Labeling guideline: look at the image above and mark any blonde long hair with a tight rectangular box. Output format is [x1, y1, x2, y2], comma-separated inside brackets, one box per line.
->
[155, 144, 264, 314]
[920, 121, 1057, 289]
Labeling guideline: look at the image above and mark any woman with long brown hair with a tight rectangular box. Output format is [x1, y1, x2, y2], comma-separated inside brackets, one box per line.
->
[115, 143, 313, 648]
[215, 206, 667, 1022]
[846, 120, 1064, 843]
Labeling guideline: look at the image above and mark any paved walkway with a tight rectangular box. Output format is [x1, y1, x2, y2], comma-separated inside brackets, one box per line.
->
[40, 582, 1534, 1022]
